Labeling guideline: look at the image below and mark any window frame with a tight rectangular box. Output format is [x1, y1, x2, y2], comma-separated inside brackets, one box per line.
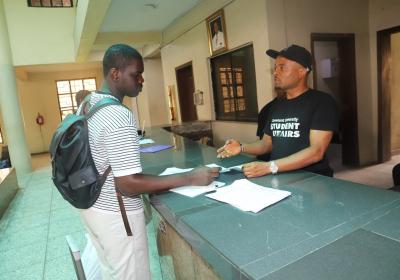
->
[210, 44, 258, 122]
[55, 77, 97, 120]
[27, 0, 73, 8]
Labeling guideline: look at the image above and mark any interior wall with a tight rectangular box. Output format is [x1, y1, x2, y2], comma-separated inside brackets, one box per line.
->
[16, 67, 103, 154]
[0, 113, 6, 145]
[368, 0, 400, 159]
[266, 0, 373, 165]
[313, 41, 341, 112]
[390, 32, 400, 153]
[161, 0, 269, 144]
[3, 0, 75, 65]
[134, 58, 169, 129]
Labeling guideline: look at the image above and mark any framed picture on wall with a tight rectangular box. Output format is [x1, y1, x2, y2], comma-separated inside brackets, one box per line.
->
[206, 9, 228, 55]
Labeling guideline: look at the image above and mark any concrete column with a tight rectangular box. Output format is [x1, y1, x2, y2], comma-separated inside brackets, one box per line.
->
[0, 0, 32, 177]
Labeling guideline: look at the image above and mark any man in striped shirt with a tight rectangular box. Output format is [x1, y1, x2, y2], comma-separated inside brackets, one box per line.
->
[79, 44, 219, 280]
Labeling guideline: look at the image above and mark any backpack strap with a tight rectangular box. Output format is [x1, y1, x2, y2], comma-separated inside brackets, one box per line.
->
[85, 97, 122, 119]
[100, 166, 132, 236]
[116, 190, 133, 236]
[84, 95, 133, 236]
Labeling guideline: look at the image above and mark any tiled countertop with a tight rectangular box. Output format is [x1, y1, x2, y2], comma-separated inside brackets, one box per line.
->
[143, 127, 400, 280]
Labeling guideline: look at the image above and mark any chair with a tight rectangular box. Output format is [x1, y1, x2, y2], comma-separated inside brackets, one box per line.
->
[66, 235, 87, 280]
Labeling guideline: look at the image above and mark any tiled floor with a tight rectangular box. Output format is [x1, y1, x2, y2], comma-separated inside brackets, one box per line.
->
[328, 144, 400, 189]
[0, 154, 162, 280]
[1, 149, 399, 279]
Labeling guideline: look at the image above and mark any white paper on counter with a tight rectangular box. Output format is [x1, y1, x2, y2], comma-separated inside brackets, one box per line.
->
[139, 138, 155, 145]
[205, 163, 231, 173]
[170, 181, 225, 198]
[206, 179, 291, 213]
[205, 163, 244, 172]
[159, 167, 193, 176]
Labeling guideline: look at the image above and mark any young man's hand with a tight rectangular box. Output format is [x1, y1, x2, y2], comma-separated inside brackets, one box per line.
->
[217, 139, 241, 158]
[186, 167, 220, 186]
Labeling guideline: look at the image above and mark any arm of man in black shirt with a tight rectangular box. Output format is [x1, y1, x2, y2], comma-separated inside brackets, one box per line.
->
[242, 130, 332, 178]
[216, 136, 272, 159]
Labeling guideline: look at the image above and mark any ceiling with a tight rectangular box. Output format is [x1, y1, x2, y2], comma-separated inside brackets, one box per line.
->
[18, 0, 202, 74]
[100, 0, 200, 32]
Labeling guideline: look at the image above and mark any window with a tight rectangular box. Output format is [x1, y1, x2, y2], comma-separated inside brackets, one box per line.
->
[0, 127, 3, 144]
[211, 45, 258, 121]
[28, 0, 73, 7]
[56, 78, 96, 120]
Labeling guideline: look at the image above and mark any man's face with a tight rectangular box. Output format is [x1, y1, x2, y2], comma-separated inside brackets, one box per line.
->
[118, 59, 144, 98]
[273, 56, 305, 91]
[213, 22, 219, 33]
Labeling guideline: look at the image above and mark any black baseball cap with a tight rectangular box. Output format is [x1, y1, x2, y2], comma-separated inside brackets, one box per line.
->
[266, 44, 312, 71]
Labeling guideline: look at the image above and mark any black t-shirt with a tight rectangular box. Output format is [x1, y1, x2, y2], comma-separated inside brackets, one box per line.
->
[256, 98, 277, 161]
[264, 89, 339, 174]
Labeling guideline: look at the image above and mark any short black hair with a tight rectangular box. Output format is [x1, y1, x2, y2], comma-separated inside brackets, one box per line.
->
[103, 44, 143, 77]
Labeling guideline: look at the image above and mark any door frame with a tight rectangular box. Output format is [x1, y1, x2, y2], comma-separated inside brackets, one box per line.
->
[377, 26, 400, 162]
[311, 33, 359, 166]
[175, 61, 197, 122]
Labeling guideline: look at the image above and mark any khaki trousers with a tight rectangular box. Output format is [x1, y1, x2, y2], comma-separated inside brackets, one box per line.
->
[80, 208, 151, 280]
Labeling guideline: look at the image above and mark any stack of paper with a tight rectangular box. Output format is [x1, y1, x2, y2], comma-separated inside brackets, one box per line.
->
[139, 138, 155, 145]
[171, 181, 225, 197]
[159, 167, 225, 197]
[159, 167, 193, 176]
[205, 163, 243, 173]
[206, 179, 291, 213]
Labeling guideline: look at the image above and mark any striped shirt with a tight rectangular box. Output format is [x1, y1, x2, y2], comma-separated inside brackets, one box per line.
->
[77, 92, 143, 213]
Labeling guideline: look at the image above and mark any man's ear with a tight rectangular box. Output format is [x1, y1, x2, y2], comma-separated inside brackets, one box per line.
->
[109, 68, 120, 82]
[298, 67, 308, 78]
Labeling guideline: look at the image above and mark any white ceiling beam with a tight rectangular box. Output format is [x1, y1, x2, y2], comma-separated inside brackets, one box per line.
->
[74, 0, 112, 62]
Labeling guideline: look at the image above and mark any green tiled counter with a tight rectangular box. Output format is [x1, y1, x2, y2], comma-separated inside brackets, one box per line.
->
[143, 127, 400, 280]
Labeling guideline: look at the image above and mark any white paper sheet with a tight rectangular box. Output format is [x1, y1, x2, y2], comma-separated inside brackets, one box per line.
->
[205, 163, 243, 173]
[205, 163, 231, 173]
[159, 167, 225, 197]
[206, 179, 291, 213]
[170, 181, 225, 197]
[159, 167, 193, 176]
[139, 138, 155, 145]
[229, 164, 243, 172]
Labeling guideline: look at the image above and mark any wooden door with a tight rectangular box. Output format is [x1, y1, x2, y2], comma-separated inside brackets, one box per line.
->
[176, 63, 197, 122]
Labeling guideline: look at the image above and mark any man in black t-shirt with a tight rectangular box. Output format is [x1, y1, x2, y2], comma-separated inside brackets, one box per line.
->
[217, 44, 339, 177]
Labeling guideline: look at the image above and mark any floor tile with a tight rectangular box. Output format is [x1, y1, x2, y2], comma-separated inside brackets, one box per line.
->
[44, 255, 77, 280]
[0, 262, 44, 280]
[0, 242, 46, 273]
[48, 216, 84, 239]
[45, 231, 86, 262]
[0, 224, 48, 252]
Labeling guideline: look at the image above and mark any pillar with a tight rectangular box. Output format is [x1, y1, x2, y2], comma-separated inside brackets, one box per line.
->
[0, 0, 32, 177]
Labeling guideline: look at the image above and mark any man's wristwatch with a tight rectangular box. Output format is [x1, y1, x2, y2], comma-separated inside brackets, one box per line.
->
[269, 161, 279, 174]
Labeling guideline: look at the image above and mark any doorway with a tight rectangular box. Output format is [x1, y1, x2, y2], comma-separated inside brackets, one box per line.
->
[311, 33, 359, 167]
[175, 62, 197, 122]
[377, 26, 400, 163]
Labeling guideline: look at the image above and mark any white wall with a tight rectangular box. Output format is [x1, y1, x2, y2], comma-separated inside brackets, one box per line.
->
[313, 41, 341, 107]
[3, 0, 75, 65]
[161, 0, 269, 144]
[266, 0, 373, 165]
[0, 113, 6, 145]
[141, 58, 169, 127]
[16, 67, 103, 153]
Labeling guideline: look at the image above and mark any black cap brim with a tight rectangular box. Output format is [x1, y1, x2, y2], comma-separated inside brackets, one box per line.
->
[266, 49, 279, 58]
